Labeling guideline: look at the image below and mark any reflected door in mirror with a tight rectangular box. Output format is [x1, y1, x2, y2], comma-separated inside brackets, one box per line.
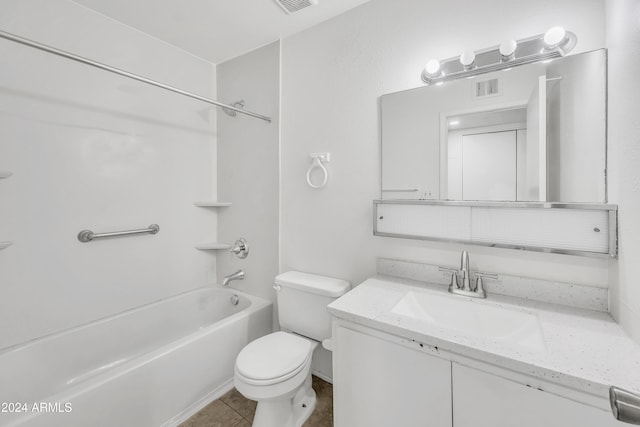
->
[457, 131, 517, 201]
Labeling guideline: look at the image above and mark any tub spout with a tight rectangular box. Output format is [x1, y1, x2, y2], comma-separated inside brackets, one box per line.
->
[222, 270, 245, 287]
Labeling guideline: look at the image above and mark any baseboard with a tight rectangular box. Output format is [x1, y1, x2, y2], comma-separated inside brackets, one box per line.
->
[312, 369, 333, 384]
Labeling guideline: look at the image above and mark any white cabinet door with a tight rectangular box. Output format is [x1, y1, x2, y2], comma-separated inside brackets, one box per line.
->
[452, 363, 621, 427]
[333, 325, 452, 427]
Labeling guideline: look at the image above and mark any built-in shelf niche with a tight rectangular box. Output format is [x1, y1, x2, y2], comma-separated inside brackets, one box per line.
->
[194, 202, 231, 249]
[195, 243, 231, 251]
[374, 200, 617, 258]
[0, 241, 14, 250]
[194, 201, 232, 207]
[0, 171, 13, 179]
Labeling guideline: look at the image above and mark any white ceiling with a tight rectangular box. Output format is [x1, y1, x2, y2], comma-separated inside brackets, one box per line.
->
[73, 0, 371, 64]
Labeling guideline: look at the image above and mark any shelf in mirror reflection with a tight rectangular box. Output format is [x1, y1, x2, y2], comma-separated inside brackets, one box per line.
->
[0, 171, 12, 179]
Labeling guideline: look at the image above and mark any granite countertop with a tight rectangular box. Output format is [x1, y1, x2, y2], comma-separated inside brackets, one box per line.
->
[328, 274, 640, 400]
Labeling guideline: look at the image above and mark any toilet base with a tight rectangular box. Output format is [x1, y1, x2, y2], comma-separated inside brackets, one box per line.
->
[251, 373, 316, 427]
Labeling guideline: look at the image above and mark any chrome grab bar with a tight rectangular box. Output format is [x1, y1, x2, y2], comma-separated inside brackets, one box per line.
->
[77, 224, 159, 243]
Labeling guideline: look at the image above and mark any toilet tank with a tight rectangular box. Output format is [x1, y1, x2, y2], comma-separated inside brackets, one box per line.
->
[275, 271, 350, 342]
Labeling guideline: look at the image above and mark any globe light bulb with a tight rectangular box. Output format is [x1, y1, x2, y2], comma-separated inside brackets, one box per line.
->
[499, 39, 517, 59]
[459, 50, 476, 70]
[544, 26, 567, 47]
[425, 59, 441, 76]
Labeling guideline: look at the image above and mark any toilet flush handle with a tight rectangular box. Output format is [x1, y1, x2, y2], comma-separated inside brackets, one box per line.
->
[273, 284, 282, 291]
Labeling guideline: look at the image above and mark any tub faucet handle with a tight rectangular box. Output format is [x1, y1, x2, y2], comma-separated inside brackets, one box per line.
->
[230, 238, 249, 259]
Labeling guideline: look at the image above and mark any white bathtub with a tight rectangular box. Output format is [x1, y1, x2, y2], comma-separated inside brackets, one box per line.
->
[0, 287, 272, 427]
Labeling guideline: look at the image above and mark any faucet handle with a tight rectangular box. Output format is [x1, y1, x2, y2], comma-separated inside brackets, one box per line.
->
[229, 238, 249, 259]
[439, 266, 459, 290]
[475, 271, 498, 280]
[474, 272, 498, 298]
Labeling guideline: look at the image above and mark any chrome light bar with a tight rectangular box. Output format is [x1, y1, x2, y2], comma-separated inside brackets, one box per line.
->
[421, 28, 577, 85]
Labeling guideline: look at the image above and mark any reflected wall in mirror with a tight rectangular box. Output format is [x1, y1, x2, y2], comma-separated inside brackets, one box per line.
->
[381, 49, 607, 202]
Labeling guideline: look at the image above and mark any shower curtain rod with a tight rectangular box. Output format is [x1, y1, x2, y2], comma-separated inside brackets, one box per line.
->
[0, 30, 272, 123]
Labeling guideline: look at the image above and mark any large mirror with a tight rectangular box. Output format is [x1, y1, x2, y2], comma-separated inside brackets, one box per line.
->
[381, 49, 606, 202]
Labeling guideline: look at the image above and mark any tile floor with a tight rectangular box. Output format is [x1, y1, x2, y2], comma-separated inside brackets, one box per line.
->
[180, 376, 333, 427]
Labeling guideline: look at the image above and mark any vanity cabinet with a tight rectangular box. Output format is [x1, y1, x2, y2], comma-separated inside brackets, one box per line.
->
[333, 321, 621, 427]
[452, 363, 620, 427]
[333, 324, 452, 427]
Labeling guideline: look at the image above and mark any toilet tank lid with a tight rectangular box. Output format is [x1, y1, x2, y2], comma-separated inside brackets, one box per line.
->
[275, 271, 350, 297]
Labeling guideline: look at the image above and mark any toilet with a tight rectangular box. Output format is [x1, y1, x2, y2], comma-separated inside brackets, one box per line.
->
[234, 271, 350, 427]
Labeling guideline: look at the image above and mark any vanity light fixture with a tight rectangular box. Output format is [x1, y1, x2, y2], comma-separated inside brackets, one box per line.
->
[421, 27, 577, 85]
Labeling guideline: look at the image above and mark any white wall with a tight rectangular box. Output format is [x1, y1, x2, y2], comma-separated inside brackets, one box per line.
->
[607, 0, 640, 344]
[216, 42, 280, 305]
[0, 0, 218, 350]
[281, 0, 608, 294]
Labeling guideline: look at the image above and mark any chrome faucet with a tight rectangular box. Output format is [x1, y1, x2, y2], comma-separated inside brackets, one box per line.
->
[438, 251, 497, 299]
[222, 270, 245, 287]
[459, 250, 471, 292]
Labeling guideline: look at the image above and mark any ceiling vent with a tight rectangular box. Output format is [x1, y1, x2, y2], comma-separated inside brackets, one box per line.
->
[272, 0, 318, 14]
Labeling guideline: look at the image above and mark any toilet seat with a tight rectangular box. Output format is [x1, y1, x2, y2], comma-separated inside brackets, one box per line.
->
[235, 332, 313, 386]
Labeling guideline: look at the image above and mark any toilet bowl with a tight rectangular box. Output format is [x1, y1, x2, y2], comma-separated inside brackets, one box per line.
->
[235, 332, 318, 427]
[233, 271, 350, 427]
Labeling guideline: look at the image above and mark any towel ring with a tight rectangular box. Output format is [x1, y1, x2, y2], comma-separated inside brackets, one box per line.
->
[306, 153, 330, 189]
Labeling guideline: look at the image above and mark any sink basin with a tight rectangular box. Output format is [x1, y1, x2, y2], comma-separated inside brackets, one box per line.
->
[391, 290, 546, 351]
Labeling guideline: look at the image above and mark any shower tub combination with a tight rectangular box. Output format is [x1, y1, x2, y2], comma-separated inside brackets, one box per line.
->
[0, 287, 272, 427]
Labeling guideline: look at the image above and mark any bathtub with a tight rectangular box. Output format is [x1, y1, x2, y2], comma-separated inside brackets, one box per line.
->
[0, 287, 272, 427]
